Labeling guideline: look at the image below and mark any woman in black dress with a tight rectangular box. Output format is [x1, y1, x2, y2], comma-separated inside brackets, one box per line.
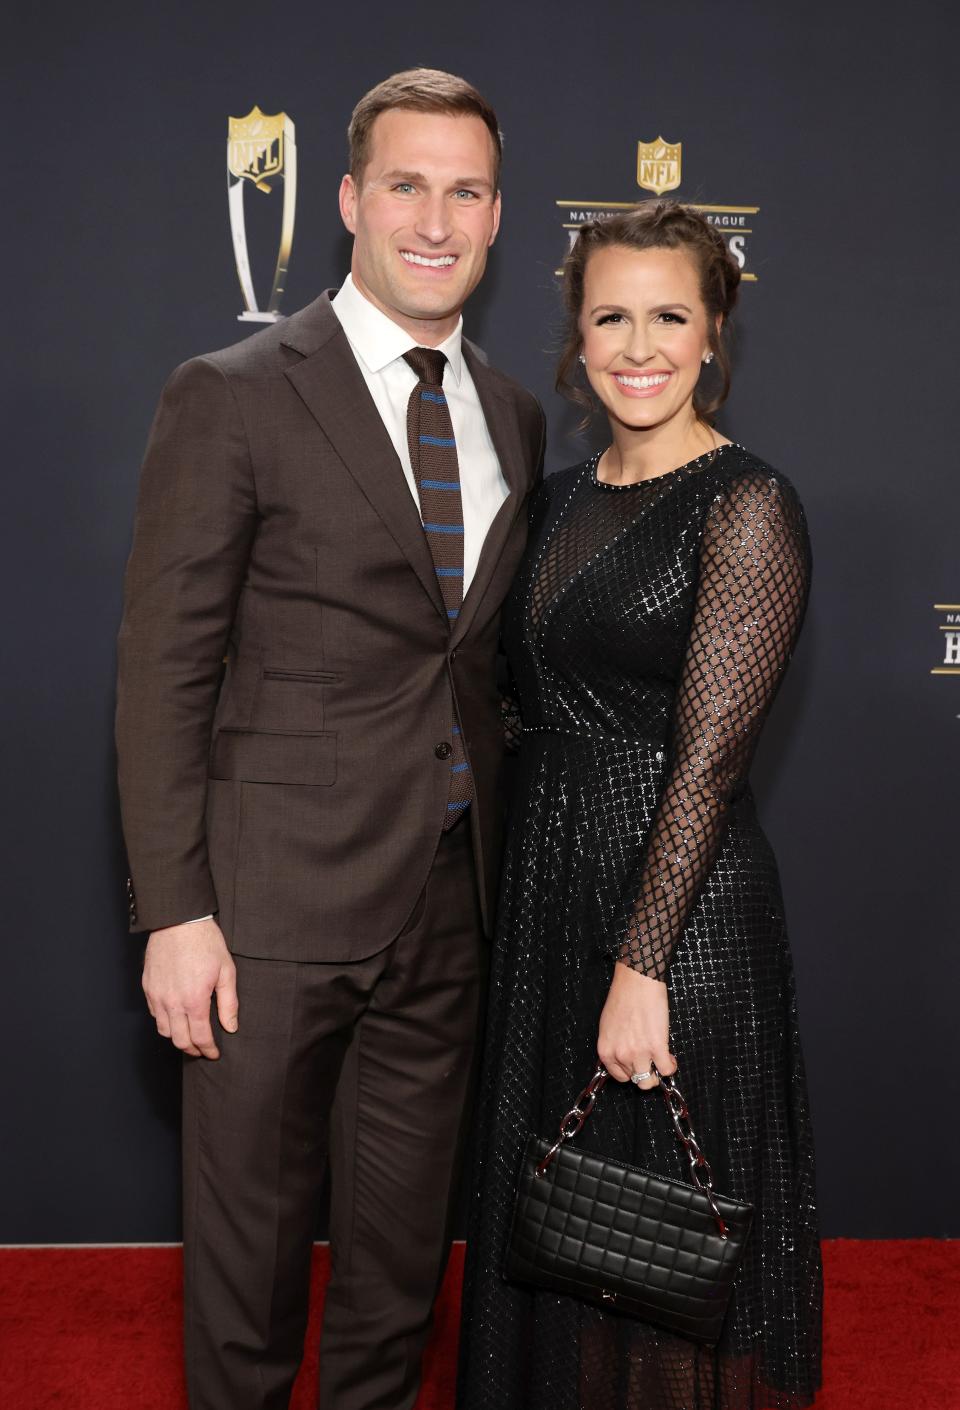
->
[458, 202, 822, 1409]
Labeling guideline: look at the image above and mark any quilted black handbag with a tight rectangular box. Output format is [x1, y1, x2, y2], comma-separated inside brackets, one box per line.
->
[504, 1064, 753, 1344]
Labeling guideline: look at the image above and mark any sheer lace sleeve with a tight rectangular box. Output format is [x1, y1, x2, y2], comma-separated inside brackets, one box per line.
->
[615, 470, 811, 979]
[501, 685, 523, 754]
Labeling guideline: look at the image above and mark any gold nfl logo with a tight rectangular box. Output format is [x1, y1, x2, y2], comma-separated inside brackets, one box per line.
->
[636, 138, 682, 196]
[228, 106, 290, 193]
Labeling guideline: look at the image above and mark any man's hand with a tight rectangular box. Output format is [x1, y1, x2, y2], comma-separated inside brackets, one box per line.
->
[142, 919, 238, 1059]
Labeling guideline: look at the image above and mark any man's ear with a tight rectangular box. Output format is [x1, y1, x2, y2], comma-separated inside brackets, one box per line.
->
[339, 174, 357, 234]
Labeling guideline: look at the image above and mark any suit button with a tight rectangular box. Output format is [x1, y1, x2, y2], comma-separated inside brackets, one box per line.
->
[435, 741, 452, 759]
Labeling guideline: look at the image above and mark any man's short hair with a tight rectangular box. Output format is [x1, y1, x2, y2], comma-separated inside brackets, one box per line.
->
[348, 67, 503, 190]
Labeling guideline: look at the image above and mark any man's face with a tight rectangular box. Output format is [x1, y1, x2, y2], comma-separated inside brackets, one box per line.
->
[339, 108, 501, 342]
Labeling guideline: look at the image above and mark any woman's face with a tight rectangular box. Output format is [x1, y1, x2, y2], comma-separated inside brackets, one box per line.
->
[578, 244, 715, 433]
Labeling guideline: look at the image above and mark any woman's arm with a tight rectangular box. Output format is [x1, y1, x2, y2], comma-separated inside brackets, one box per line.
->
[598, 470, 810, 1081]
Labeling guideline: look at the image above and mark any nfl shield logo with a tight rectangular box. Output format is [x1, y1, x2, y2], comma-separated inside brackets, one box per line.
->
[636, 138, 682, 196]
[228, 106, 289, 193]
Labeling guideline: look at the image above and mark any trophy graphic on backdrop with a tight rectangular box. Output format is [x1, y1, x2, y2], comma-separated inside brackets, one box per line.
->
[227, 106, 297, 322]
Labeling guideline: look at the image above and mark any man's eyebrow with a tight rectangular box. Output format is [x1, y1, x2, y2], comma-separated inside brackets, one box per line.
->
[451, 176, 494, 191]
[376, 168, 425, 185]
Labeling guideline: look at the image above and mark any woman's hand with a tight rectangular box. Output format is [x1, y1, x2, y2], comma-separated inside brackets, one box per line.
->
[597, 961, 677, 1088]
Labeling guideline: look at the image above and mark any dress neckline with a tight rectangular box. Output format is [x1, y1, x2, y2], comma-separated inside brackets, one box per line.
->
[589, 442, 736, 491]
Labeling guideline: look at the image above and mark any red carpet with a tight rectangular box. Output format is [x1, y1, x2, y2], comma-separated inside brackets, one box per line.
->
[0, 1241, 955, 1409]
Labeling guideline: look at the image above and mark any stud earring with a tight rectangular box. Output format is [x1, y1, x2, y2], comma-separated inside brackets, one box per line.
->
[702, 352, 714, 365]
[578, 353, 586, 364]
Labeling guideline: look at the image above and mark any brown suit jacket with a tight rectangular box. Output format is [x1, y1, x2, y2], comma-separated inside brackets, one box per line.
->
[116, 292, 545, 960]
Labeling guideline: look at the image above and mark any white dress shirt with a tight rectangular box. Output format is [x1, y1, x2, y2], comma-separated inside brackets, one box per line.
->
[331, 274, 509, 594]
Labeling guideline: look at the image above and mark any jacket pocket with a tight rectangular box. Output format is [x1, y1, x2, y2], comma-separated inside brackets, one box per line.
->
[209, 729, 337, 786]
[262, 668, 342, 684]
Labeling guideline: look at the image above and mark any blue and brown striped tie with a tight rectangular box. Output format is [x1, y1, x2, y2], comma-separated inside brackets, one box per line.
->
[403, 346, 473, 828]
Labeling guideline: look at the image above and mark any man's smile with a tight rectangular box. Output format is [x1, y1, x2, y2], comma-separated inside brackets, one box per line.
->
[399, 249, 459, 269]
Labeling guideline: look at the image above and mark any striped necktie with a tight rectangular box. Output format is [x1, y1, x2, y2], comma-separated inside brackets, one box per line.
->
[403, 346, 473, 828]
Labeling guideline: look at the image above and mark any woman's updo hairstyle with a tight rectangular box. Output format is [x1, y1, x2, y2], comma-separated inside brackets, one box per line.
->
[557, 199, 741, 422]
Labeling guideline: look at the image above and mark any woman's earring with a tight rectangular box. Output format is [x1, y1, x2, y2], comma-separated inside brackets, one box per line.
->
[578, 353, 586, 365]
[702, 352, 714, 365]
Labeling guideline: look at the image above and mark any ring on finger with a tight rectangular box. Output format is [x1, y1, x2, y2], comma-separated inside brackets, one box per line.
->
[630, 1069, 654, 1085]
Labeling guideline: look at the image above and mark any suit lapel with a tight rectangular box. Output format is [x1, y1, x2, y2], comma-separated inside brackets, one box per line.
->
[282, 297, 446, 620]
[451, 345, 527, 646]
[280, 297, 531, 637]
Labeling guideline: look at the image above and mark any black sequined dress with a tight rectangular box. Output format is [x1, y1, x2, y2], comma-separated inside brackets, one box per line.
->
[458, 445, 822, 1410]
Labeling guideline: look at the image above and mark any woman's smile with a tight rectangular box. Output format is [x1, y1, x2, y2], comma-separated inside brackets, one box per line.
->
[611, 369, 673, 396]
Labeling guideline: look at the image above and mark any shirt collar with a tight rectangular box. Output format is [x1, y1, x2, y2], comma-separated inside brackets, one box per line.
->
[331, 273, 464, 385]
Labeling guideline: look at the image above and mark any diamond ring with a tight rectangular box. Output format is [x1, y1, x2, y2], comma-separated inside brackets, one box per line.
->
[630, 1070, 654, 1085]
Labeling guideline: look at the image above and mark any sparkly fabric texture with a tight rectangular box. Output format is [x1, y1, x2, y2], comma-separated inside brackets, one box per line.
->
[458, 445, 822, 1409]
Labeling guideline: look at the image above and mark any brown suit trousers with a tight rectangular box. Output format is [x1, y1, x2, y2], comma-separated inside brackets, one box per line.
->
[183, 820, 483, 1410]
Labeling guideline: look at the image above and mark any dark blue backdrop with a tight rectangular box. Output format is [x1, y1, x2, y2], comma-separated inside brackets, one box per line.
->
[4, 0, 958, 1241]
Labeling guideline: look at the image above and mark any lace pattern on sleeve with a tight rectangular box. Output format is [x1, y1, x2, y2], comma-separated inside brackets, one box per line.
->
[617, 471, 811, 979]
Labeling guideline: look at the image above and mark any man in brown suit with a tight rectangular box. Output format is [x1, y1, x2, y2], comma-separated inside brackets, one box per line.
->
[116, 69, 544, 1410]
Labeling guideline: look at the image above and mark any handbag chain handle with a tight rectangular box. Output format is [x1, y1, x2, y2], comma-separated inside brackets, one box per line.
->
[534, 1063, 730, 1239]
